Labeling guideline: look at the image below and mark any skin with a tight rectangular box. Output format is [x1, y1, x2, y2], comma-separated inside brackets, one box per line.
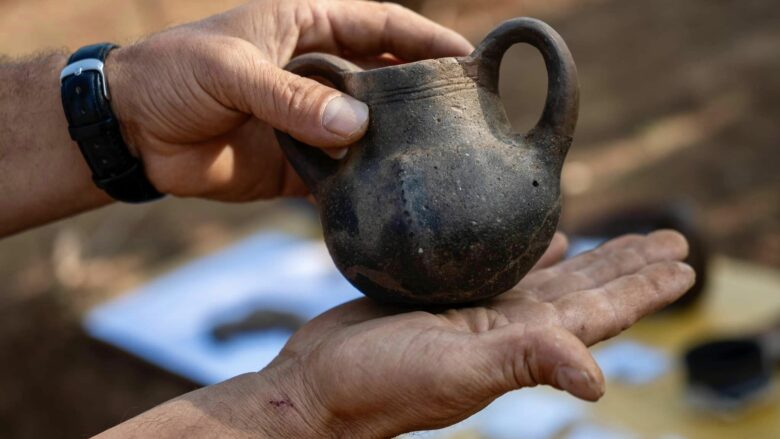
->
[0, 0, 474, 236]
[98, 230, 694, 438]
[0, 0, 696, 437]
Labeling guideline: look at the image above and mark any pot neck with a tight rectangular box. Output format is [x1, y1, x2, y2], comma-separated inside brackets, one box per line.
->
[344, 57, 474, 102]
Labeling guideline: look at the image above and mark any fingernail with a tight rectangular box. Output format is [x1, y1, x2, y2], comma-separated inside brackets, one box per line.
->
[677, 262, 697, 292]
[556, 366, 602, 399]
[324, 147, 349, 160]
[322, 96, 368, 138]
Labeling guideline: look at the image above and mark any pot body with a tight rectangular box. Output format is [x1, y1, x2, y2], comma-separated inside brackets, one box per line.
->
[276, 18, 578, 305]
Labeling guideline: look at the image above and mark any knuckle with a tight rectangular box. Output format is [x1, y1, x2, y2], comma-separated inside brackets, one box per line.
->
[291, 0, 319, 31]
[575, 250, 601, 267]
[627, 272, 658, 311]
[602, 247, 644, 276]
[516, 326, 562, 386]
[275, 75, 328, 125]
[539, 302, 561, 324]
[622, 247, 646, 266]
[193, 36, 260, 103]
[570, 271, 594, 288]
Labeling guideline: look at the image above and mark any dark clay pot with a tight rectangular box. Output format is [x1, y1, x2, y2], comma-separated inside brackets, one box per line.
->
[275, 18, 579, 305]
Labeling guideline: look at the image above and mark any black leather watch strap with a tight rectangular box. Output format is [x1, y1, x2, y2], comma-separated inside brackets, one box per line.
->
[60, 43, 164, 203]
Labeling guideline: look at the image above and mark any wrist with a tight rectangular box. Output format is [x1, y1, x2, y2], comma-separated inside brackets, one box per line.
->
[97, 364, 340, 439]
[0, 52, 112, 236]
[60, 43, 164, 203]
[102, 47, 140, 157]
[251, 359, 396, 439]
[244, 361, 343, 438]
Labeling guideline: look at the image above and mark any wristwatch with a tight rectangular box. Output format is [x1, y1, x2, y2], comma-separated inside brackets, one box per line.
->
[60, 43, 164, 203]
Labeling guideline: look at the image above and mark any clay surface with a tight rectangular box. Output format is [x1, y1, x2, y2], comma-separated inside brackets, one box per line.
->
[276, 18, 579, 305]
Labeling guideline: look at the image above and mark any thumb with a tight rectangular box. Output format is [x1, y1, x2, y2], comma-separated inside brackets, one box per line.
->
[472, 324, 605, 401]
[230, 57, 369, 149]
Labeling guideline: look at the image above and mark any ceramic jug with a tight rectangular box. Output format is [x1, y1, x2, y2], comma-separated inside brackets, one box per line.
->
[275, 18, 579, 305]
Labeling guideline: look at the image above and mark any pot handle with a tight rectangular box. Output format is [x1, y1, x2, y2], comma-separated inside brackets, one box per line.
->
[470, 18, 579, 154]
[273, 54, 363, 192]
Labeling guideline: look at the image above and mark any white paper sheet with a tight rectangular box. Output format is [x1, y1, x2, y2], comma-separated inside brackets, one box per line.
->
[84, 233, 362, 384]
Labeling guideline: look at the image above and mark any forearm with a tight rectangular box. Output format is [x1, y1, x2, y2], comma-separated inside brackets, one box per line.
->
[96, 368, 339, 439]
[0, 53, 111, 237]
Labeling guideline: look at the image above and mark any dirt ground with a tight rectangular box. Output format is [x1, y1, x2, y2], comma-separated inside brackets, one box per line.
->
[0, 0, 778, 437]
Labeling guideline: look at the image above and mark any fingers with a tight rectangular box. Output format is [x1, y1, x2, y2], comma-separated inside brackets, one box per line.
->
[553, 261, 695, 346]
[522, 235, 645, 289]
[263, 67, 368, 147]
[143, 118, 309, 200]
[522, 230, 689, 299]
[529, 232, 569, 272]
[196, 1, 472, 150]
[206, 42, 369, 148]
[474, 324, 604, 401]
[304, 2, 474, 61]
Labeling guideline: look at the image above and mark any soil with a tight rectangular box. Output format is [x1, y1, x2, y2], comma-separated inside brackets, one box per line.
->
[0, 0, 777, 437]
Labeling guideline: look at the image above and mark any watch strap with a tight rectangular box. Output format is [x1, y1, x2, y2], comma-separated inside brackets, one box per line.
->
[61, 43, 164, 203]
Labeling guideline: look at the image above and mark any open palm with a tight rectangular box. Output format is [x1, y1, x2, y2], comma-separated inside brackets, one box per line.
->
[272, 230, 694, 438]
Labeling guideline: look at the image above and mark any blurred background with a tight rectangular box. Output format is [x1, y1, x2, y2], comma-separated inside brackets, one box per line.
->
[0, 0, 778, 437]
